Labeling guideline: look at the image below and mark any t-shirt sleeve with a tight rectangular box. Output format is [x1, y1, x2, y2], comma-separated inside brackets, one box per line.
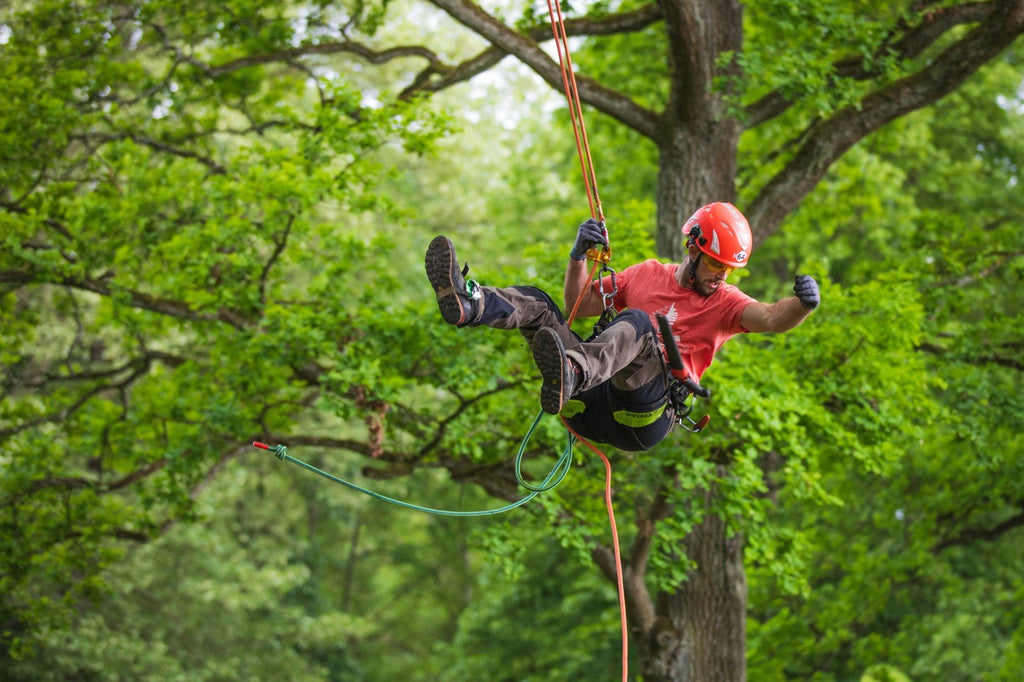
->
[721, 285, 758, 333]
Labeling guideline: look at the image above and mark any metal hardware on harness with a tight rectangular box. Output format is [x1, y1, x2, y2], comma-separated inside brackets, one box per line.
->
[654, 313, 711, 433]
[586, 263, 618, 340]
[586, 245, 612, 264]
[589, 306, 616, 341]
[597, 262, 617, 310]
[667, 380, 711, 433]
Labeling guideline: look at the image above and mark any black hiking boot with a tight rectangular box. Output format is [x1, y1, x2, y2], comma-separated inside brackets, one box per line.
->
[531, 327, 579, 415]
[425, 236, 481, 326]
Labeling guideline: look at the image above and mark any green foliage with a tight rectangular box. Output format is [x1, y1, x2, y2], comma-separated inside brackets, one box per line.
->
[440, 524, 622, 682]
[746, 49, 1024, 680]
[740, 0, 910, 117]
[0, 0, 468, 668]
[2, 1, 1022, 680]
[2, 452, 503, 681]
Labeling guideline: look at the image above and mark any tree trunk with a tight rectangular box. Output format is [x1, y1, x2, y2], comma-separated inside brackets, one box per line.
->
[655, 0, 743, 259]
[656, 126, 740, 261]
[638, 477, 747, 682]
[646, 2, 747, 665]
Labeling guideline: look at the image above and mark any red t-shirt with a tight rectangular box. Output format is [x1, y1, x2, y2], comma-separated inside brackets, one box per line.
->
[596, 259, 755, 379]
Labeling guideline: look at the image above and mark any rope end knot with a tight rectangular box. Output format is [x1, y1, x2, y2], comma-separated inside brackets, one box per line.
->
[252, 441, 288, 460]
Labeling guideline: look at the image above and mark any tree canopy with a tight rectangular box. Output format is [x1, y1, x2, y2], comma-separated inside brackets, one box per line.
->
[1, 1, 1022, 680]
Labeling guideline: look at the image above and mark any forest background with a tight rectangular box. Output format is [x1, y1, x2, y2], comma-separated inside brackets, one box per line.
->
[1, 0, 1022, 680]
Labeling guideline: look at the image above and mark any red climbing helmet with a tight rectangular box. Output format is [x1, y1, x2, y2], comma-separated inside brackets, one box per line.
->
[681, 202, 753, 268]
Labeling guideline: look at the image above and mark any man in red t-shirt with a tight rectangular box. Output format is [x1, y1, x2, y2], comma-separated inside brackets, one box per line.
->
[425, 202, 820, 451]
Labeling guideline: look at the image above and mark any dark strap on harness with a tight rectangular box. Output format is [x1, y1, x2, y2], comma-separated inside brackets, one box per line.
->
[587, 306, 617, 341]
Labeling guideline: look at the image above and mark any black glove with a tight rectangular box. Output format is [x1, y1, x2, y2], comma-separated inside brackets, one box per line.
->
[794, 275, 820, 310]
[569, 218, 607, 261]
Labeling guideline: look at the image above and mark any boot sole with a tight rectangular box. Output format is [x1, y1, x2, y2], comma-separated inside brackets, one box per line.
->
[532, 329, 568, 415]
[425, 236, 467, 326]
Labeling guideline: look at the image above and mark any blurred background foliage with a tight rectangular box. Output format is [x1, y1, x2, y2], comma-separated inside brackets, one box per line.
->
[1, 0, 1021, 680]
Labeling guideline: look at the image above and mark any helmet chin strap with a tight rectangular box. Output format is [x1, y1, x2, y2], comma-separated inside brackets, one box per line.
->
[686, 246, 701, 284]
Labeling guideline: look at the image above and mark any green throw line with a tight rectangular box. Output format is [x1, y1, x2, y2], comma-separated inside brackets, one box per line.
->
[253, 411, 575, 516]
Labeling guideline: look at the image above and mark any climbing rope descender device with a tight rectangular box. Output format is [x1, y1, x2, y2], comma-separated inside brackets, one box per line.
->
[580, 226, 618, 340]
[656, 313, 711, 433]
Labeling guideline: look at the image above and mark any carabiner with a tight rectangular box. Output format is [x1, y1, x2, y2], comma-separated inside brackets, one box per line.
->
[597, 263, 617, 311]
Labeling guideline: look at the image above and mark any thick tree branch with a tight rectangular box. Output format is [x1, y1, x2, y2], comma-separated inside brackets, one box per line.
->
[400, 46, 509, 99]
[400, 4, 663, 100]
[745, 1, 997, 127]
[0, 270, 251, 330]
[426, 0, 661, 138]
[591, 478, 677, 639]
[630, 482, 675, 633]
[933, 508, 1024, 552]
[747, 0, 1024, 247]
[70, 132, 227, 174]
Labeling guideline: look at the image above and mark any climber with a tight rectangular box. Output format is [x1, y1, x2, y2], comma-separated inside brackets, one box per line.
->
[425, 202, 820, 451]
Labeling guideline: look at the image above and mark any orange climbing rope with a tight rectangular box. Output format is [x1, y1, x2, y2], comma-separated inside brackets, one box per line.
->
[547, 0, 604, 225]
[545, 1, 628, 679]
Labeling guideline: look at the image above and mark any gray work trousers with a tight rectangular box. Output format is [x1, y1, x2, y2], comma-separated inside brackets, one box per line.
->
[468, 285, 675, 451]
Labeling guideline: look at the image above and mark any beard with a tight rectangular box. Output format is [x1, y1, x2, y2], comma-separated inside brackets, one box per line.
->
[692, 276, 722, 298]
[679, 258, 726, 297]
